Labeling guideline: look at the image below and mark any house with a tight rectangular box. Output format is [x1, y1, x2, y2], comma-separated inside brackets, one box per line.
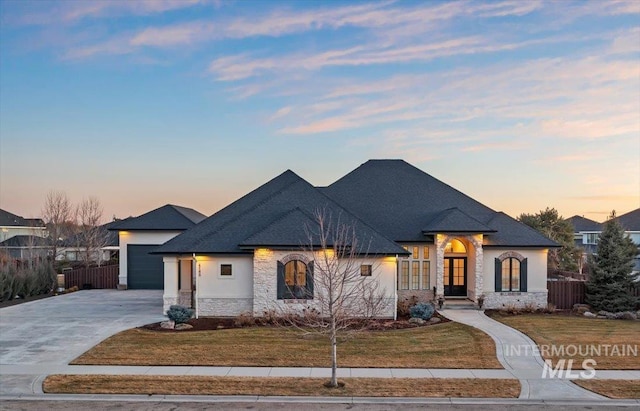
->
[0, 235, 50, 260]
[57, 219, 122, 265]
[567, 208, 640, 273]
[0, 209, 47, 243]
[154, 160, 557, 317]
[109, 205, 206, 290]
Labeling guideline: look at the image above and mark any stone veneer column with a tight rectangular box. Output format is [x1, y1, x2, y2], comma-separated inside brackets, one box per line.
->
[435, 234, 446, 297]
[469, 234, 484, 302]
[252, 248, 275, 316]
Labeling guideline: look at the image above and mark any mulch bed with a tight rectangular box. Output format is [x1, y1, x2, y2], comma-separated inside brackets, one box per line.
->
[141, 313, 450, 332]
[0, 292, 56, 308]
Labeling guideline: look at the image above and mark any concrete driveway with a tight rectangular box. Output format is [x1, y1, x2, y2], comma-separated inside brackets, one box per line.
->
[0, 290, 164, 394]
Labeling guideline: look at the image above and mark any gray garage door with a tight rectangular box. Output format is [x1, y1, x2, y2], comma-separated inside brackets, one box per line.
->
[127, 245, 164, 289]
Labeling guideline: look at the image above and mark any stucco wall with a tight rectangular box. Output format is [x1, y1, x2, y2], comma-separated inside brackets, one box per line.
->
[118, 230, 183, 288]
[481, 248, 548, 309]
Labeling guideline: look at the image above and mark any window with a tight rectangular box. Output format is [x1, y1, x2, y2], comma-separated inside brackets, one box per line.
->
[411, 261, 420, 289]
[444, 239, 466, 253]
[360, 265, 372, 276]
[65, 251, 77, 261]
[278, 259, 314, 299]
[220, 264, 232, 276]
[399, 244, 431, 291]
[399, 261, 409, 290]
[585, 233, 600, 245]
[495, 255, 527, 292]
[422, 261, 430, 290]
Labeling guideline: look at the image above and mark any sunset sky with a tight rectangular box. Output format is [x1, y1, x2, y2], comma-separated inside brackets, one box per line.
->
[1, 0, 638, 223]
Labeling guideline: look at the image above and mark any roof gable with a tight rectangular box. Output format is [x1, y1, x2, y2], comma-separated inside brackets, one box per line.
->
[155, 170, 406, 255]
[615, 208, 640, 231]
[566, 215, 602, 232]
[109, 204, 206, 231]
[323, 160, 556, 247]
[422, 208, 496, 234]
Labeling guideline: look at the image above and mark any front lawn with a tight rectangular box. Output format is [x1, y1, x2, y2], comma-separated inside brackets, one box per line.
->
[72, 322, 501, 368]
[43, 375, 520, 398]
[488, 312, 640, 369]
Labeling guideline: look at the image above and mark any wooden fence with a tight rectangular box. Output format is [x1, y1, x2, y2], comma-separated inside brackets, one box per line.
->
[62, 264, 119, 289]
[548, 280, 640, 309]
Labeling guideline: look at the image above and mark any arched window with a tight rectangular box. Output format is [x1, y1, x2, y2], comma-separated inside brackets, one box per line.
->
[277, 259, 314, 299]
[495, 252, 527, 292]
[444, 239, 466, 254]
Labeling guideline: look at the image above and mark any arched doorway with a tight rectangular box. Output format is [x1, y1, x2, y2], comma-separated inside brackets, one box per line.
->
[443, 238, 467, 297]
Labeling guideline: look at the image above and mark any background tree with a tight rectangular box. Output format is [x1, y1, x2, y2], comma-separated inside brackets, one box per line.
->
[585, 211, 638, 312]
[518, 207, 579, 271]
[273, 209, 389, 388]
[75, 197, 109, 267]
[41, 190, 73, 261]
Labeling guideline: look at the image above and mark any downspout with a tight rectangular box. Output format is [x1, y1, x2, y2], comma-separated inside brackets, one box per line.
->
[394, 254, 398, 321]
[193, 253, 199, 319]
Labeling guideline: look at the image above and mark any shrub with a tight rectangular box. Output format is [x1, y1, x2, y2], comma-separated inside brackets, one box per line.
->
[0, 260, 55, 301]
[234, 312, 255, 327]
[409, 302, 435, 320]
[397, 295, 418, 317]
[166, 305, 194, 324]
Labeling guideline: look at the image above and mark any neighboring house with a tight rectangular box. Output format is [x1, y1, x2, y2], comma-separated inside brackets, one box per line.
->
[567, 208, 640, 273]
[0, 235, 50, 260]
[0, 209, 47, 243]
[154, 160, 557, 317]
[57, 219, 123, 265]
[109, 205, 206, 290]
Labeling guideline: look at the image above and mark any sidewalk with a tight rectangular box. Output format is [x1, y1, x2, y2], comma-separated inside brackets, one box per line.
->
[438, 310, 626, 400]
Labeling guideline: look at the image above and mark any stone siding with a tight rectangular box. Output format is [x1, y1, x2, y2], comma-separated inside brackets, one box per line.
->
[482, 291, 548, 309]
[197, 298, 253, 317]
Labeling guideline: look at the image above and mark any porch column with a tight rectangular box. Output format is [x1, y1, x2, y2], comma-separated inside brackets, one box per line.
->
[435, 234, 446, 297]
[162, 256, 179, 315]
[470, 234, 484, 302]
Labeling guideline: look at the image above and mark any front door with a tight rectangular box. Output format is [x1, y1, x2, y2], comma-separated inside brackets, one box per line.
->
[443, 257, 467, 296]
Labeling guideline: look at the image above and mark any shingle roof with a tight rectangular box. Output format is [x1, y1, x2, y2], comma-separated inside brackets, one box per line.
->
[566, 215, 602, 232]
[0, 209, 45, 228]
[323, 160, 558, 247]
[154, 170, 407, 255]
[615, 208, 640, 231]
[0, 235, 49, 247]
[422, 208, 496, 234]
[109, 204, 206, 231]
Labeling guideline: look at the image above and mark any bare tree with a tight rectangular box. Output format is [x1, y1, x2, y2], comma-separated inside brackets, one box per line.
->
[272, 209, 390, 388]
[75, 197, 109, 267]
[41, 190, 73, 261]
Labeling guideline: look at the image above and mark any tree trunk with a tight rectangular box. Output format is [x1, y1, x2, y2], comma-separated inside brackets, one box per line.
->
[330, 316, 338, 388]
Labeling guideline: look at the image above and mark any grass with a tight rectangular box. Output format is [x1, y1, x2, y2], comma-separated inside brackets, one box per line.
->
[574, 380, 640, 399]
[43, 375, 520, 398]
[71, 322, 501, 368]
[488, 313, 640, 369]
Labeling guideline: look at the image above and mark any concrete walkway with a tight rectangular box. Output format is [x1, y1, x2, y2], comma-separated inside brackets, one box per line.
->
[438, 310, 617, 400]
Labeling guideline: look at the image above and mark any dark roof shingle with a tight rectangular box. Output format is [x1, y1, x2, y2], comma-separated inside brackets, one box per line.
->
[615, 208, 640, 231]
[566, 215, 602, 232]
[0, 209, 45, 228]
[109, 204, 206, 231]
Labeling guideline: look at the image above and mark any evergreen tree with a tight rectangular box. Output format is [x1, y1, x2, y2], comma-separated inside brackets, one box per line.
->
[585, 211, 638, 312]
[518, 208, 579, 271]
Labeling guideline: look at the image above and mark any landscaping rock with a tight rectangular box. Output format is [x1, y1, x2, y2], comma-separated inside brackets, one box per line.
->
[175, 323, 193, 330]
[605, 312, 617, 320]
[573, 304, 590, 314]
[160, 320, 175, 329]
[428, 317, 441, 324]
[617, 311, 637, 320]
[409, 317, 425, 325]
[583, 312, 597, 318]
[597, 310, 610, 317]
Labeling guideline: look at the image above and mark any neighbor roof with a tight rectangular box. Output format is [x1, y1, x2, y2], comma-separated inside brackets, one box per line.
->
[154, 170, 408, 255]
[0, 235, 49, 247]
[566, 215, 602, 232]
[0, 209, 45, 228]
[615, 208, 640, 231]
[109, 205, 206, 231]
[322, 160, 558, 247]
